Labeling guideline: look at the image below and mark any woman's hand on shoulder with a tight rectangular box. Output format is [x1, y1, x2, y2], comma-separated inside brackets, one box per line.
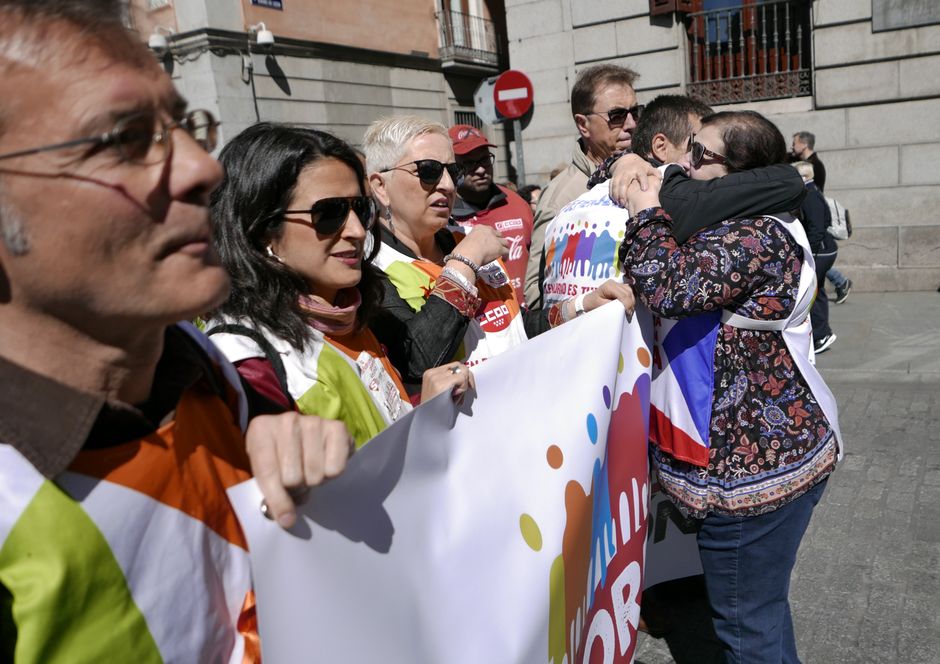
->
[420, 362, 475, 405]
[610, 154, 660, 207]
[453, 225, 509, 266]
[625, 171, 663, 216]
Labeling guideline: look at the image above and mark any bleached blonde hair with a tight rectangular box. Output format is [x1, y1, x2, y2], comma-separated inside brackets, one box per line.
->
[792, 160, 815, 180]
[362, 115, 448, 175]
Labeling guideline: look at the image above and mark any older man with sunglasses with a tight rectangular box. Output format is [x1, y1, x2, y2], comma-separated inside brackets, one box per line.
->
[448, 124, 534, 304]
[523, 63, 642, 308]
[0, 2, 355, 660]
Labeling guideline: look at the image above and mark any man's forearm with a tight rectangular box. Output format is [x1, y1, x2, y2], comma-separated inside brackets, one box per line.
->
[662, 164, 806, 243]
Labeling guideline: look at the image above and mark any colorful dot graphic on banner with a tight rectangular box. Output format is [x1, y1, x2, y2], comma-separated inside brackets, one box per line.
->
[519, 513, 542, 551]
[586, 414, 598, 444]
[637, 347, 651, 367]
[547, 445, 564, 469]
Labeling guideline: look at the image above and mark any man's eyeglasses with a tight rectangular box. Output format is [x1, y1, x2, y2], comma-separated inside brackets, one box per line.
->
[587, 105, 644, 128]
[381, 159, 460, 186]
[458, 151, 495, 175]
[0, 109, 218, 165]
[689, 140, 728, 169]
[283, 196, 377, 236]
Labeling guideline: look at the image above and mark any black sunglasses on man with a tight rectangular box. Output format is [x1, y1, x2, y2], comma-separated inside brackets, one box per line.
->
[587, 105, 644, 129]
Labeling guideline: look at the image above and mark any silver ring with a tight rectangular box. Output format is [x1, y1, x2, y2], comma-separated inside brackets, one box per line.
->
[450, 365, 463, 374]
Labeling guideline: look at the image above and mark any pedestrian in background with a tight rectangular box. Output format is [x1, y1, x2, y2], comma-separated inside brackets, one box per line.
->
[792, 130, 852, 303]
[794, 160, 839, 354]
[517, 183, 542, 214]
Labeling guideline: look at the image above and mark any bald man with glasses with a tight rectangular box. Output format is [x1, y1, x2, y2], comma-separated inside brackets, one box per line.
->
[0, 2, 353, 660]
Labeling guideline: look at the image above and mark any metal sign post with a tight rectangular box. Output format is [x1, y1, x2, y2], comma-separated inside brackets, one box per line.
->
[492, 69, 534, 187]
[513, 118, 526, 186]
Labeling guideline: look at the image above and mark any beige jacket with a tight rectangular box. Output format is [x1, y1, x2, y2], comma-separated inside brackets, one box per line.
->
[524, 139, 597, 307]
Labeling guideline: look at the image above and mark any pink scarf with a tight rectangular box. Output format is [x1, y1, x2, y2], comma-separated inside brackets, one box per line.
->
[298, 288, 361, 337]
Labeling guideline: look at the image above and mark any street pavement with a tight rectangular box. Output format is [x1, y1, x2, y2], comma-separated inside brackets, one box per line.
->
[634, 291, 940, 664]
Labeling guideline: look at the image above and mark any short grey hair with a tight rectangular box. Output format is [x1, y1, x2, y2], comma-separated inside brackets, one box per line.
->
[794, 131, 816, 150]
[0, 198, 30, 255]
[362, 115, 448, 175]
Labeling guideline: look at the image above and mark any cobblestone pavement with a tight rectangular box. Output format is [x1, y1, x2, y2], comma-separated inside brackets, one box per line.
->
[635, 292, 940, 664]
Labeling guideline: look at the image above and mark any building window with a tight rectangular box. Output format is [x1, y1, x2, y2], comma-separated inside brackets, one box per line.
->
[454, 110, 483, 129]
[437, 8, 501, 70]
[685, 0, 811, 105]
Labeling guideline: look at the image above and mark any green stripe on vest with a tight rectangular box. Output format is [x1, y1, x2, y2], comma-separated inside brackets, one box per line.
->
[296, 344, 389, 449]
[382, 260, 434, 312]
[0, 481, 162, 663]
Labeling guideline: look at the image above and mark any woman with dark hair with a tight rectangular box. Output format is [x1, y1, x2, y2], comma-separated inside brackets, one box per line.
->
[206, 123, 471, 448]
[620, 110, 843, 663]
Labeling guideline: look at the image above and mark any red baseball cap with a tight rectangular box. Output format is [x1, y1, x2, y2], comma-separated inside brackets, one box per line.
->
[448, 124, 495, 156]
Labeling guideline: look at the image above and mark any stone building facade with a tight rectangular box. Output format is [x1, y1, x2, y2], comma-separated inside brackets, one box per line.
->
[125, 0, 517, 179]
[505, 0, 940, 291]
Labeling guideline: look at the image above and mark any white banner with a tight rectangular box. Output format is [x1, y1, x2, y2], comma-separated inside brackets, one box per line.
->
[230, 303, 695, 663]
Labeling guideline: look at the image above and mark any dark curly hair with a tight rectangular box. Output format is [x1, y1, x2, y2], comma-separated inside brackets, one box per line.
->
[209, 123, 382, 350]
[699, 110, 788, 173]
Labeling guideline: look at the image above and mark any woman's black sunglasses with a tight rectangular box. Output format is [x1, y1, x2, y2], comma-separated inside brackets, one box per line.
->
[283, 196, 377, 235]
[381, 159, 461, 185]
[689, 140, 728, 169]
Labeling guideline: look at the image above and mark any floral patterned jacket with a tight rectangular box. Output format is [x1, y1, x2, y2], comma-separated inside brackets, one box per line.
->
[620, 207, 837, 518]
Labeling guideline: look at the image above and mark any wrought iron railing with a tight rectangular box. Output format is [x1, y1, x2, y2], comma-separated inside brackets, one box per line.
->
[437, 10, 500, 68]
[686, 0, 811, 105]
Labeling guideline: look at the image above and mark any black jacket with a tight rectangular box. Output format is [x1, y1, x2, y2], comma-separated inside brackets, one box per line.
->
[370, 226, 549, 393]
[798, 181, 836, 254]
[660, 163, 807, 243]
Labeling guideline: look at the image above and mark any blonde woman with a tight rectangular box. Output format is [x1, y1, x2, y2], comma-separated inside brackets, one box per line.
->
[364, 115, 633, 392]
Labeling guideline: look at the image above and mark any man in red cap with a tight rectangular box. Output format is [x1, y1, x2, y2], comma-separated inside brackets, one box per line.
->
[448, 124, 534, 304]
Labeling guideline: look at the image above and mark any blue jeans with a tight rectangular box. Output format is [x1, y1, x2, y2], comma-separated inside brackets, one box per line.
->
[826, 268, 847, 289]
[697, 479, 828, 664]
[811, 252, 837, 342]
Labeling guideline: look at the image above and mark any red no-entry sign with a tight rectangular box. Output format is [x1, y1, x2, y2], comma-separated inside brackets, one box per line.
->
[493, 70, 533, 120]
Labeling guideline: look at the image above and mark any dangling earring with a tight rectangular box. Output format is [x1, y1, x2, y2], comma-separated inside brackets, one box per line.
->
[266, 245, 282, 262]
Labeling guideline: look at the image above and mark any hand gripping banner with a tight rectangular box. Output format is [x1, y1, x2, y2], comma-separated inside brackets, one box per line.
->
[229, 303, 659, 663]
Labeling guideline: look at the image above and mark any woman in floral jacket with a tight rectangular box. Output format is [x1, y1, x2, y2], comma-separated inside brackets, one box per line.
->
[620, 110, 842, 664]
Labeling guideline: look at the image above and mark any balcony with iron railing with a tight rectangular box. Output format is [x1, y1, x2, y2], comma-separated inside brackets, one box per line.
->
[685, 0, 812, 105]
[437, 10, 501, 73]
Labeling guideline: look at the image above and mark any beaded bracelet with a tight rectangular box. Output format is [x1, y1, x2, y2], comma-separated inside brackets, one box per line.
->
[443, 253, 480, 275]
[441, 265, 478, 296]
[431, 275, 482, 318]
